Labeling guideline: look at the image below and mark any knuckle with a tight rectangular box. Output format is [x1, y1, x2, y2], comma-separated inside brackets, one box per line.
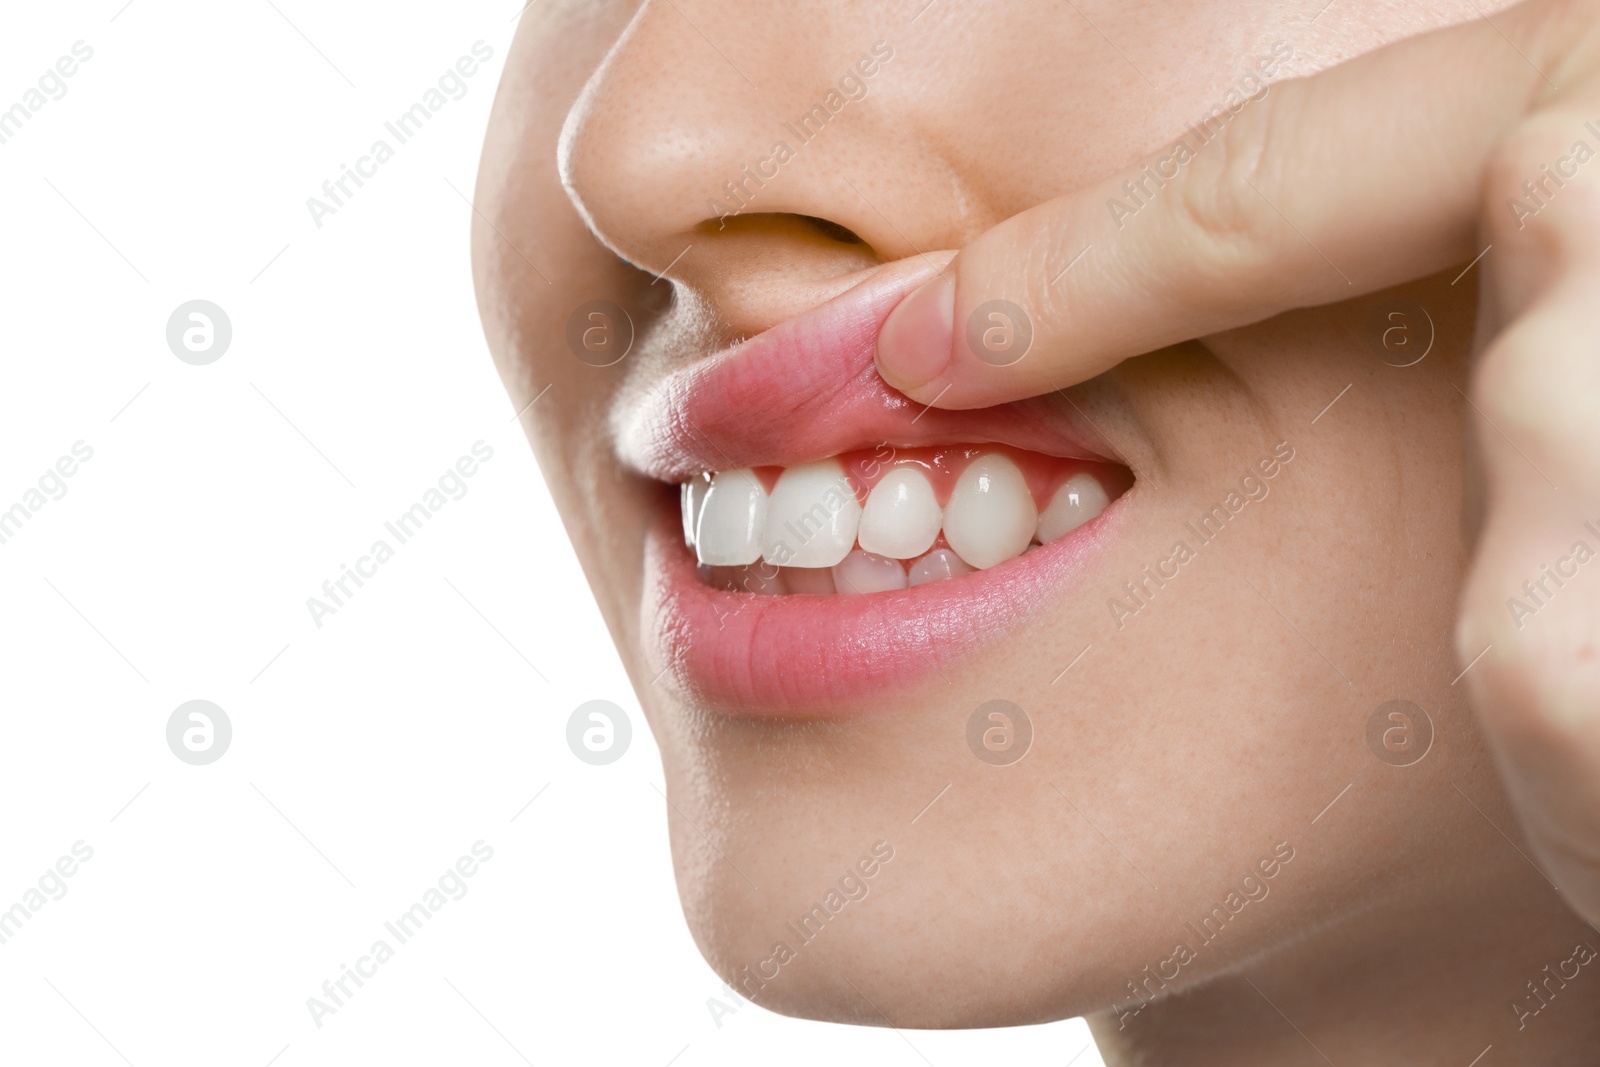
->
[1467, 586, 1600, 741]
[1471, 325, 1541, 426]
[1473, 311, 1600, 476]
[1482, 120, 1586, 245]
[1172, 91, 1283, 279]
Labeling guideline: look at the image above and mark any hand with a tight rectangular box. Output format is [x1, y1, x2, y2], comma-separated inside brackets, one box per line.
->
[875, 0, 1600, 926]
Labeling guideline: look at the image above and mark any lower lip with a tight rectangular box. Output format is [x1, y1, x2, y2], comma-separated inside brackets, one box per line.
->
[639, 493, 1128, 717]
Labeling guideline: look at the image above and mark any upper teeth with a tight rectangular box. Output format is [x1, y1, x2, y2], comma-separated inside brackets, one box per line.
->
[690, 469, 767, 566]
[1036, 471, 1110, 544]
[763, 461, 861, 568]
[684, 452, 1111, 577]
[859, 466, 942, 559]
[941, 454, 1038, 570]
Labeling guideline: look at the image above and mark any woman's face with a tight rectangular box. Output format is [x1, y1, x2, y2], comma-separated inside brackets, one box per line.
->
[474, 0, 1525, 1035]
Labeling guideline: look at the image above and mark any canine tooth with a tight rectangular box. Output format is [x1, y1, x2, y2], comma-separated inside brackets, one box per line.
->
[762, 459, 861, 568]
[942, 453, 1037, 569]
[832, 550, 908, 594]
[907, 548, 976, 586]
[681, 477, 708, 547]
[695, 470, 767, 566]
[1036, 471, 1110, 543]
[858, 467, 942, 559]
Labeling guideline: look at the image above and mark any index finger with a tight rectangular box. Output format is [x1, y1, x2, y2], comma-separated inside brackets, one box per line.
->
[873, 0, 1584, 408]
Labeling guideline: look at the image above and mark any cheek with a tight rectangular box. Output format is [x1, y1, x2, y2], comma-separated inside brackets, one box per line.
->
[667, 295, 1474, 1025]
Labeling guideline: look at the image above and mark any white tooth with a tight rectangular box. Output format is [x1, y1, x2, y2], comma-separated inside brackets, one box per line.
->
[695, 470, 767, 566]
[907, 548, 976, 586]
[762, 459, 861, 568]
[942, 453, 1038, 569]
[681, 477, 708, 547]
[858, 467, 942, 560]
[832, 550, 908, 594]
[784, 567, 837, 595]
[1036, 471, 1109, 543]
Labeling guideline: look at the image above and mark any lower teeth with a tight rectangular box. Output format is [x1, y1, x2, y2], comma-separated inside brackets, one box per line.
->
[699, 542, 1023, 596]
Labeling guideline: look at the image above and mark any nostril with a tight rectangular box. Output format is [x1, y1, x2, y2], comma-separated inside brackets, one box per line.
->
[796, 215, 866, 245]
[694, 211, 870, 250]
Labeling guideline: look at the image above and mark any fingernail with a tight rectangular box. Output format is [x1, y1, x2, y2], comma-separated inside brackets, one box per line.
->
[875, 272, 955, 394]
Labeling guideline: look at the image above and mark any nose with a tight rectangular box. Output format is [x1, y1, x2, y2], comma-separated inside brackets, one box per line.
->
[557, 0, 976, 331]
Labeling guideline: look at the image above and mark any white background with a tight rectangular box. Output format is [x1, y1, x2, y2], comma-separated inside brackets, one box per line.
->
[0, 2, 1102, 1063]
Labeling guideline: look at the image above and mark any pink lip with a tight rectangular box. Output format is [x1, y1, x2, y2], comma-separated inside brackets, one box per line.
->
[615, 261, 1117, 481]
[642, 501, 1126, 715]
[619, 261, 1129, 715]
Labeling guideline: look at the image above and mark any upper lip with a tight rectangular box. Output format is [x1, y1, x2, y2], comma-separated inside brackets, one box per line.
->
[613, 260, 1119, 481]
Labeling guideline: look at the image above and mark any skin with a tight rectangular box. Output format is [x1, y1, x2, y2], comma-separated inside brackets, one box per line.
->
[473, 0, 1600, 1061]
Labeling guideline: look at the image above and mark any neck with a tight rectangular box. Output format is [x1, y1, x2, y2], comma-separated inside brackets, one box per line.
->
[1090, 865, 1600, 1065]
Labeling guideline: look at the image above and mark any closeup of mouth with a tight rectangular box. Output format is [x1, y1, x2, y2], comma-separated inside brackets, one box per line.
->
[616, 262, 1134, 714]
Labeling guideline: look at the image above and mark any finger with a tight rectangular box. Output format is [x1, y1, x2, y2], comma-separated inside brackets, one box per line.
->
[1459, 146, 1600, 926]
[874, 0, 1584, 408]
